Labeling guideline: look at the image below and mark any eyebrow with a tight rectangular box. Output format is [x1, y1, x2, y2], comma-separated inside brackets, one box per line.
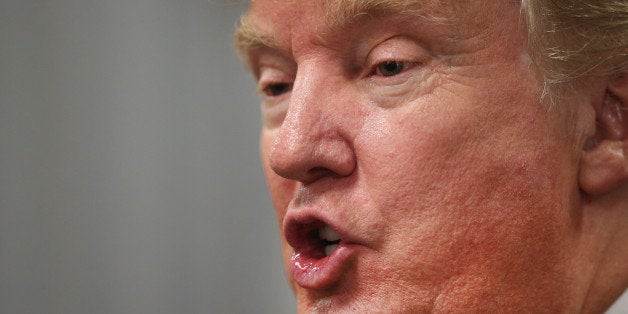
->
[233, 15, 275, 64]
[234, 0, 448, 62]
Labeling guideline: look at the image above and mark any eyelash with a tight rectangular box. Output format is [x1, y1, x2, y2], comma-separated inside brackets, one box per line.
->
[260, 82, 293, 97]
[259, 59, 415, 98]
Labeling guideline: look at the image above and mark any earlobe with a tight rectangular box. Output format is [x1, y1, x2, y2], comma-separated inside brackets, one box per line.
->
[579, 75, 628, 196]
[580, 141, 627, 195]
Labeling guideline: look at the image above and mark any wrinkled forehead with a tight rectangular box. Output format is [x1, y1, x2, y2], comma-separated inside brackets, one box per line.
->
[235, 0, 467, 58]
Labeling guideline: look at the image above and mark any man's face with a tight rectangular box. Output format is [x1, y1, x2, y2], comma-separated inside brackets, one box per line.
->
[240, 0, 585, 311]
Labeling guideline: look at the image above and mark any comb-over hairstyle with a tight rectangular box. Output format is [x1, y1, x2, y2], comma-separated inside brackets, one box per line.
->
[522, 0, 628, 97]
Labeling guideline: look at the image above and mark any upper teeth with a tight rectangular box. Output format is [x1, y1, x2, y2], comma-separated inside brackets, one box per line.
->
[319, 225, 340, 242]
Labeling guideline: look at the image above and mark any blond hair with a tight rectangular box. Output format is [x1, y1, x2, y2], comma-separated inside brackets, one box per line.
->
[522, 0, 628, 98]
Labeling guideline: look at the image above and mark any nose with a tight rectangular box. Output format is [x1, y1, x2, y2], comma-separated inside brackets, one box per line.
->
[268, 65, 356, 184]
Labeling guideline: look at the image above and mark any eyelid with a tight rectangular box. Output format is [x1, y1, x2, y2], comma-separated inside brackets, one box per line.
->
[363, 36, 428, 75]
[255, 50, 295, 73]
[257, 65, 294, 98]
[248, 46, 295, 76]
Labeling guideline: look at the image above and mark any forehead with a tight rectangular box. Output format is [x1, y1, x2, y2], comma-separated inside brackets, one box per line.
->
[235, 0, 468, 57]
[248, 0, 448, 26]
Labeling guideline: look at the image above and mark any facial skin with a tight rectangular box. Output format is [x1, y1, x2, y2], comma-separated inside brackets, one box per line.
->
[237, 0, 628, 312]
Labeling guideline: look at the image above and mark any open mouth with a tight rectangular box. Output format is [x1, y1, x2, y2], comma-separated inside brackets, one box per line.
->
[287, 220, 343, 260]
[285, 217, 355, 289]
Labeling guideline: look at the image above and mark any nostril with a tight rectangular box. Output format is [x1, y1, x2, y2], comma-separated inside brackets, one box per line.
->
[305, 167, 336, 180]
[309, 167, 328, 173]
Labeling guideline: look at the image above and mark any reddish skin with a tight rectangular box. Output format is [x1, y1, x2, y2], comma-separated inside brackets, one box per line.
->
[242, 0, 625, 312]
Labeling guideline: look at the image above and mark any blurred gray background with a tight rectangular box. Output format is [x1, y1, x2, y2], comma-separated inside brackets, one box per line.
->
[1, 0, 295, 313]
[0, 0, 625, 313]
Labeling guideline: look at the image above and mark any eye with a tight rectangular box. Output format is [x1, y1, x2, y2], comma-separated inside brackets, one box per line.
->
[261, 82, 293, 97]
[375, 61, 411, 77]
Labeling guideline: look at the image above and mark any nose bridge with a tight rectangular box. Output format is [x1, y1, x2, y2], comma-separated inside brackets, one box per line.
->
[269, 60, 356, 182]
[272, 61, 333, 160]
[281, 62, 329, 148]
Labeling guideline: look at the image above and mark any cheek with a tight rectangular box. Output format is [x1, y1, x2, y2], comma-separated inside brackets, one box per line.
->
[354, 87, 578, 297]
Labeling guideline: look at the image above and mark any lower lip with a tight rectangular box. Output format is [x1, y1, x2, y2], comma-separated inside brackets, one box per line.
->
[290, 244, 354, 289]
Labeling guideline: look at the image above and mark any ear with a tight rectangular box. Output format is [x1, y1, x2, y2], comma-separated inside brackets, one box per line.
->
[579, 74, 628, 195]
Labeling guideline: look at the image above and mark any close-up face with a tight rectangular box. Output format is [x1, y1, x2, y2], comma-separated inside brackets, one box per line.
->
[237, 0, 624, 312]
